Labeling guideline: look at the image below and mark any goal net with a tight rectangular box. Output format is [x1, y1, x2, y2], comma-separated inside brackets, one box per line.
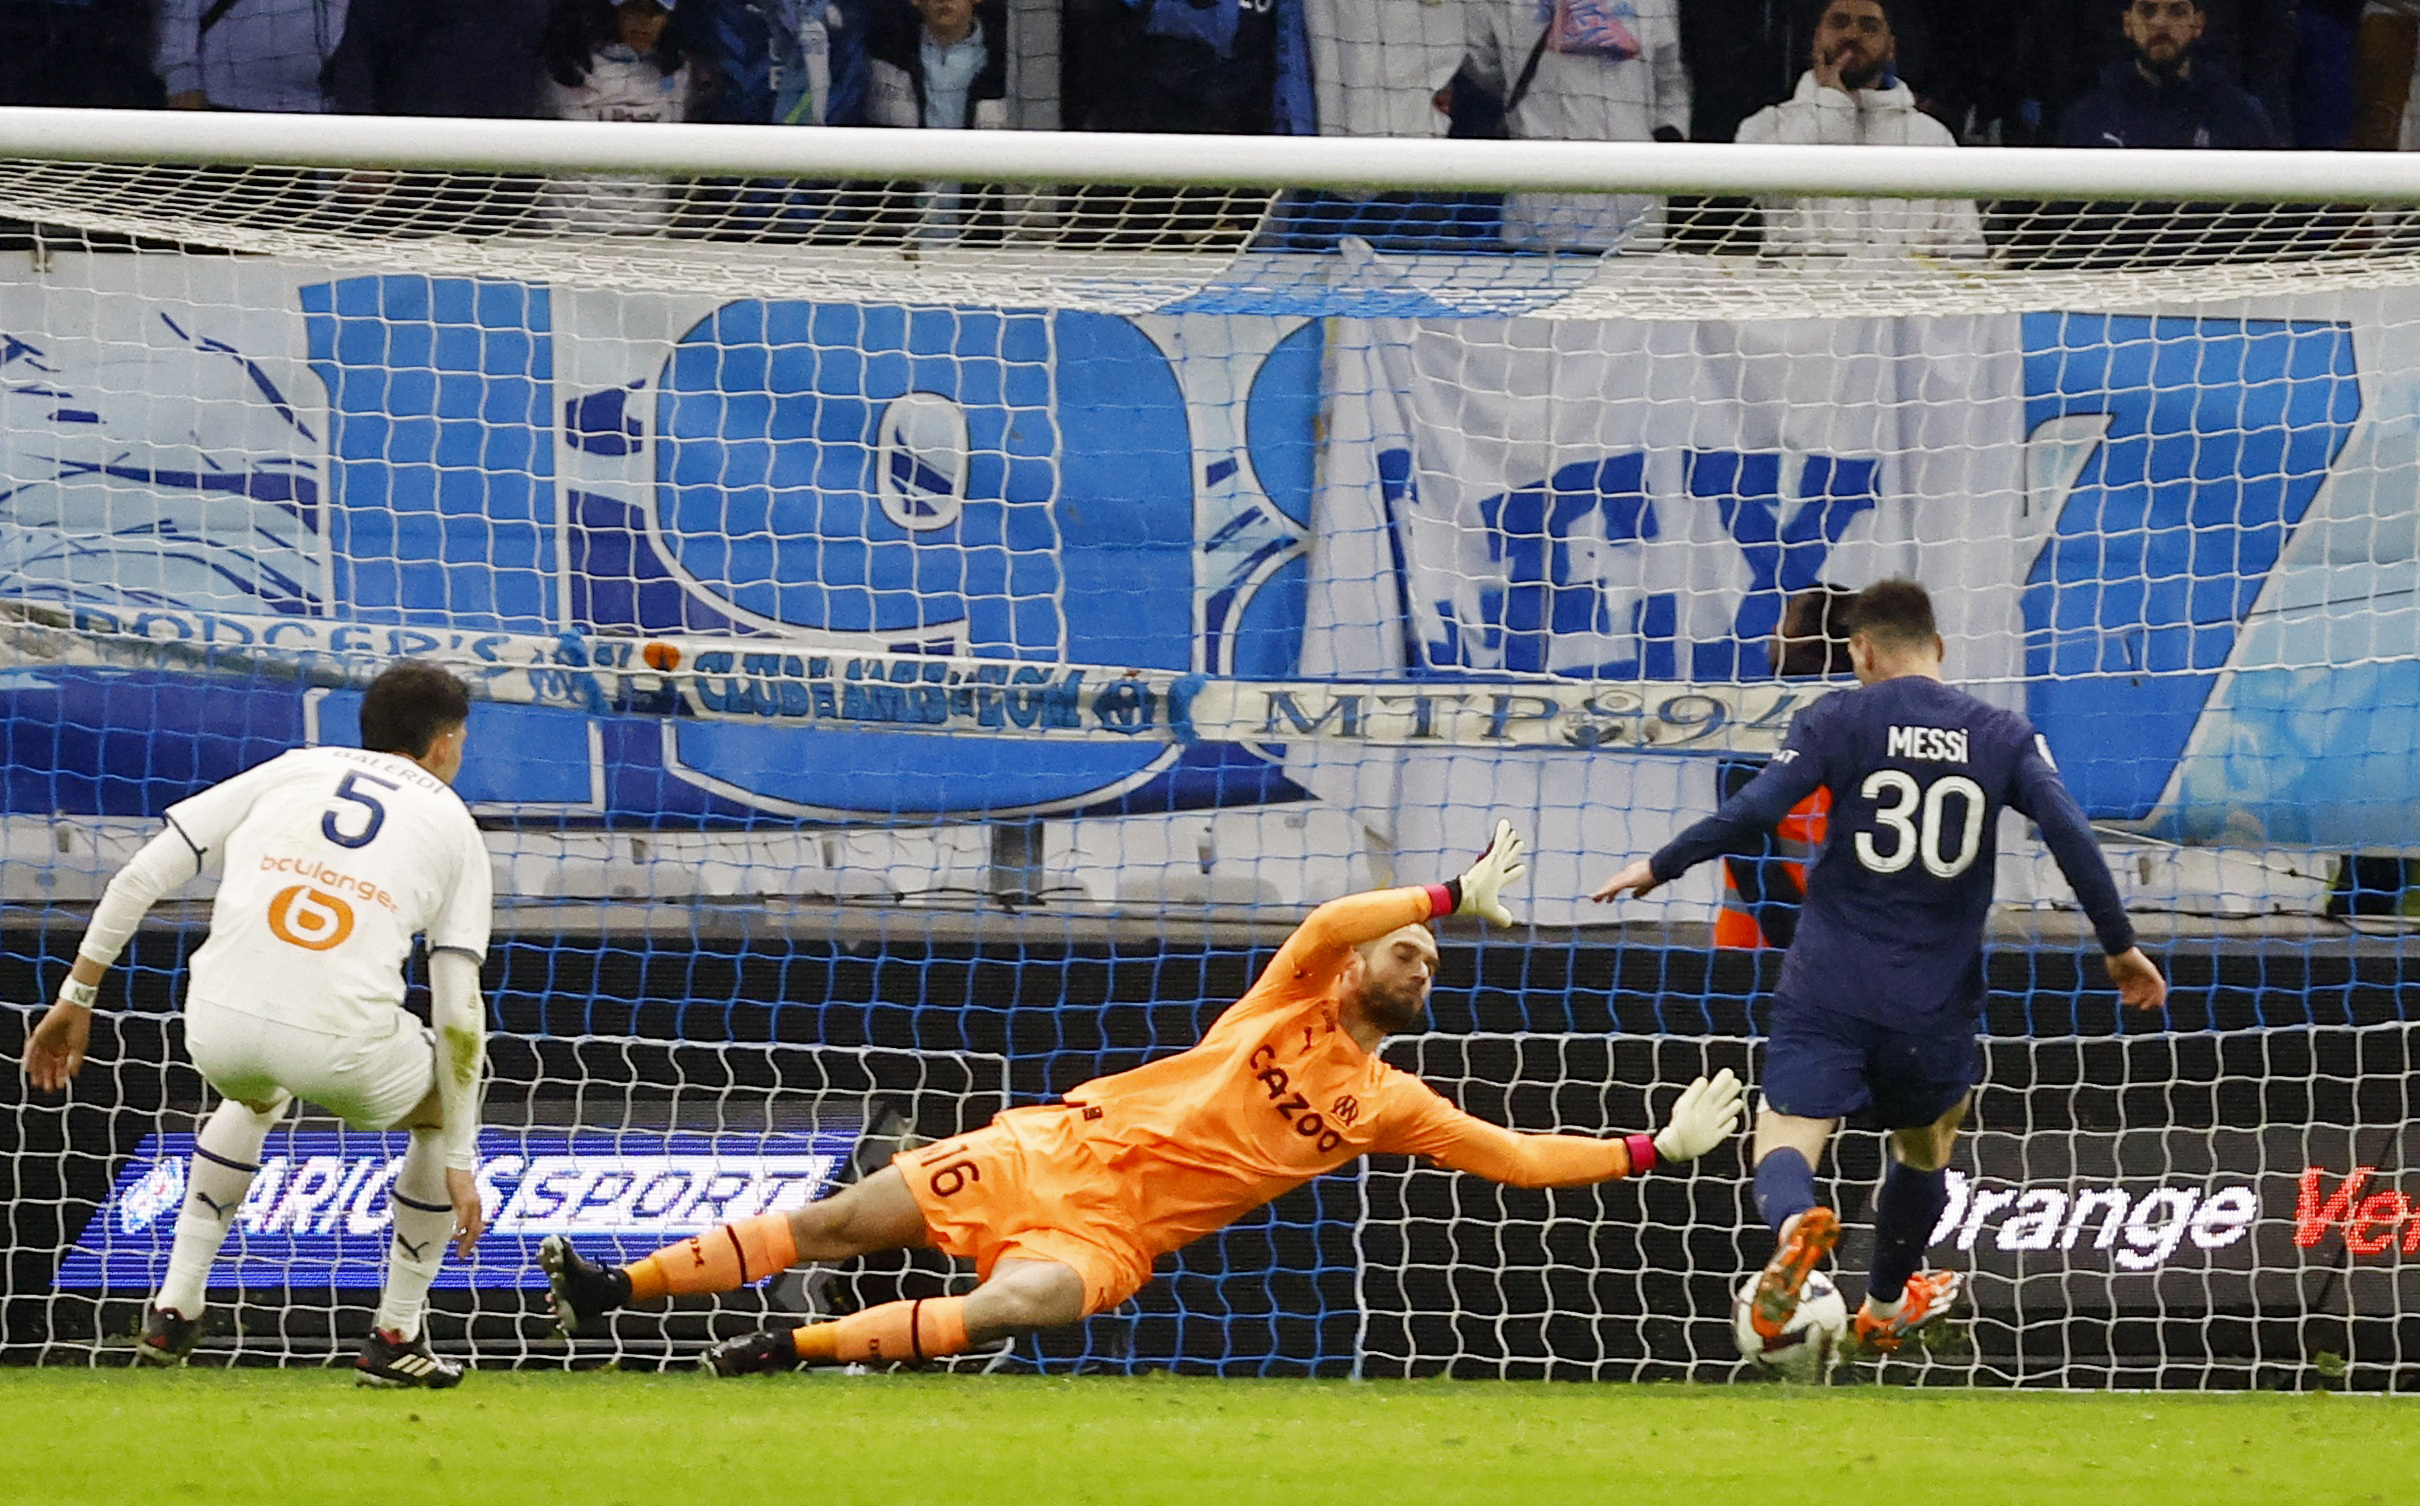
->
[0, 112, 2414, 1386]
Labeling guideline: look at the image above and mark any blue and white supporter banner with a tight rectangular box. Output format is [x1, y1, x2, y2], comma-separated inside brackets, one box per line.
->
[1302, 302, 2415, 883]
[1300, 315, 2030, 904]
[1, 256, 2413, 855]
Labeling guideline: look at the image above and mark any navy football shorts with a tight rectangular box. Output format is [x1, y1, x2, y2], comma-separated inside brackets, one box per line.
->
[1760, 998, 1977, 1129]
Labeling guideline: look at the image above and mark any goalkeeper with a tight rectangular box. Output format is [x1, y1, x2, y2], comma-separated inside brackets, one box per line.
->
[543, 821, 1745, 1374]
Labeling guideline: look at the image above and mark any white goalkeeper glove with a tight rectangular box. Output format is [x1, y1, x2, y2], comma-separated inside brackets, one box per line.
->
[1649, 1068, 1745, 1164]
[1448, 819, 1527, 926]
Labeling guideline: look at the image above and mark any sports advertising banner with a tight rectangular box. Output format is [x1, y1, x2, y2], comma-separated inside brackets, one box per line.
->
[1360, 1026, 2420, 1381]
[53, 1125, 857, 1292]
[1305, 305, 2415, 899]
[1940, 1125, 2417, 1311]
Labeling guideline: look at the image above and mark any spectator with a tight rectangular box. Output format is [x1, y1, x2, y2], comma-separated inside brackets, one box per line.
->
[766, 0, 853, 123]
[2057, 0, 2281, 147]
[1059, 0, 1310, 249]
[1458, 0, 1689, 251]
[866, 0, 1008, 239]
[544, 0, 700, 120]
[157, 0, 348, 113]
[866, 0, 1005, 127]
[538, 0, 700, 232]
[0, 0, 161, 107]
[1065, 0, 1312, 136]
[2024, 0, 2296, 146]
[1734, 0, 1984, 258]
[1682, 0, 2012, 146]
[325, 0, 554, 116]
[1306, 0, 1467, 139]
[323, 0, 554, 233]
[671, 0, 843, 125]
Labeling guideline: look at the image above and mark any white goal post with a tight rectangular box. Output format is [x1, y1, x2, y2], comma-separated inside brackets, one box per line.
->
[4, 108, 2420, 320]
[7, 107, 2420, 202]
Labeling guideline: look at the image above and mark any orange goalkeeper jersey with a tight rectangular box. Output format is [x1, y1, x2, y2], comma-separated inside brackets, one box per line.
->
[1048, 885, 1641, 1263]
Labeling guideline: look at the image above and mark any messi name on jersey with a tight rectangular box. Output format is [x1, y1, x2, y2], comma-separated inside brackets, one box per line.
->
[1886, 725, 1971, 763]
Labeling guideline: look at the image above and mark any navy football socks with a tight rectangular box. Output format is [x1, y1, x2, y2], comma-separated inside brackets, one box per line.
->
[1867, 1159, 1951, 1306]
[1752, 1148, 1818, 1235]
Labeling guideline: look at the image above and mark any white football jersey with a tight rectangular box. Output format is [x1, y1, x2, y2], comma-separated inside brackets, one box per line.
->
[168, 746, 492, 1037]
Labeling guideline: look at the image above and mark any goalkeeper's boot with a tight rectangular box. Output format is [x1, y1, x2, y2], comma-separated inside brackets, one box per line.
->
[135, 1306, 202, 1368]
[538, 1234, 630, 1339]
[701, 1328, 806, 1378]
[1852, 1269, 1965, 1354]
[355, 1327, 465, 1389]
[1749, 1205, 1841, 1343]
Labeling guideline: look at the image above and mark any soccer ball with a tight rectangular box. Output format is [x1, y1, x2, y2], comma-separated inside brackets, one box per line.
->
[1732, 1270, 1849, 1382]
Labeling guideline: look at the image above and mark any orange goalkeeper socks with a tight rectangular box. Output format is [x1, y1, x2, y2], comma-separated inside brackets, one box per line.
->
[623, 1213, 799, 1301]
[791, 1296, 971, 1365]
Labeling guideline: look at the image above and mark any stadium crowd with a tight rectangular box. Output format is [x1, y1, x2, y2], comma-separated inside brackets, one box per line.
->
[0, 0, 2405, 254]
[0, 0, 2399, 145]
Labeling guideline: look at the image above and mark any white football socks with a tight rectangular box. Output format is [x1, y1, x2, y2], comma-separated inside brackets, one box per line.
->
[155, 1097, 285, 1318]
[374, 1127, 454, 1342]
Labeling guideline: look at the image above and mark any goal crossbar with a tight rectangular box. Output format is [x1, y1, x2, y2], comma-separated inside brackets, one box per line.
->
[3, 107, 2419, 203]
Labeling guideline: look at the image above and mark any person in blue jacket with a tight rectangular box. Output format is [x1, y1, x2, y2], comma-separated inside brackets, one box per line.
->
[2057, 0, 2278, 148]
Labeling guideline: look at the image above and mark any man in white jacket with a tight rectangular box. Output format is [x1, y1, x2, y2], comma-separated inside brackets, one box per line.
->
[1733, 0, 1983, 259]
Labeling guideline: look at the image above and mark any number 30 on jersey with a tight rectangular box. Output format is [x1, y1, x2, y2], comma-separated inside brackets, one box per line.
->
[1854, 770, 1985, 879]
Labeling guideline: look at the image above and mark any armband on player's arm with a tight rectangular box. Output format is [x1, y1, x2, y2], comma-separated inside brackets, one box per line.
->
[427, 949, 488, 1172]
[66, 824, 206, 1004]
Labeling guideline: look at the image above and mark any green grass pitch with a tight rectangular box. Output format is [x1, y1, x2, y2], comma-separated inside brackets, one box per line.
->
[2, 1370, 2412, 1505]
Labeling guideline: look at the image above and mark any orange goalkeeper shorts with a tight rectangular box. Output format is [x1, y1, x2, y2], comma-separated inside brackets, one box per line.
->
[895, 1106, 1154, 1317]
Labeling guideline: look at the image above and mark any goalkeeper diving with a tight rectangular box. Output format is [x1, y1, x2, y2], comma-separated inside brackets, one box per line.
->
[543, 822, 1744, 1373]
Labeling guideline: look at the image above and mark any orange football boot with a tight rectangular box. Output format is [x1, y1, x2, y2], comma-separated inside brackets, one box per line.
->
[1852, 1269, 1966, 1353]
[1749, 1206, 1841, 1342]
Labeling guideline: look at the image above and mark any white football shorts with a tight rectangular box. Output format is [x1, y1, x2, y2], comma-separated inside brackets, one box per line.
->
[184, 998, 435, 1130]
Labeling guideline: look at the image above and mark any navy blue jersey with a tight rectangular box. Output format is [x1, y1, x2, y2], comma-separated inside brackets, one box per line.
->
[1651, 676, 2134, 1029]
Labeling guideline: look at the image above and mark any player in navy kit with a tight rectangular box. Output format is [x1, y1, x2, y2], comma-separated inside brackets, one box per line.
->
[1591, 580, 2166, 1352]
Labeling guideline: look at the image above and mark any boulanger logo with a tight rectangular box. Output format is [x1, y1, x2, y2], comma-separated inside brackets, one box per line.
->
[267, 884, 355, 951]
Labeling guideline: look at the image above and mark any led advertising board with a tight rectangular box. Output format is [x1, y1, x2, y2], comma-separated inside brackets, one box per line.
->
[54, 1125, 858, 1291]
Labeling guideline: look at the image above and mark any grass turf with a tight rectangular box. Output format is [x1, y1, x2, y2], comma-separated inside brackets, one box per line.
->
[1, 1368, 2408, 1506]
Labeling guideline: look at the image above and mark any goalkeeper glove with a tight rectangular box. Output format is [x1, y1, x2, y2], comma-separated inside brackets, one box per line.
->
[1441, 819, 1527, 926]
[1649, 1068, 1745, 1164]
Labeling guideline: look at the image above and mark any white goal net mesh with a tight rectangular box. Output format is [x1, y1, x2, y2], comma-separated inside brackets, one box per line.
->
[0, 120, 2413, 1386]
[1365, 1026, 2416, 1387]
